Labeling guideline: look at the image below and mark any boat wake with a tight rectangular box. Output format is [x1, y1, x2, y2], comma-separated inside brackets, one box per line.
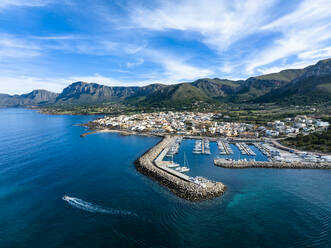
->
[62, 195, 136, 216]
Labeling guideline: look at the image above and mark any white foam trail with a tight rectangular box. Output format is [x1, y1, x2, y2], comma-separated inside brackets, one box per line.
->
[63, 195, 136, 216]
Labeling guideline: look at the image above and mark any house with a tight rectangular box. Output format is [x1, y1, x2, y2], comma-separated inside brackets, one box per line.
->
[316, 121, 329, 127]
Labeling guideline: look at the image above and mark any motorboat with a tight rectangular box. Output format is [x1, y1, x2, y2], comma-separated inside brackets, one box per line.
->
[62, 195, 71, 201]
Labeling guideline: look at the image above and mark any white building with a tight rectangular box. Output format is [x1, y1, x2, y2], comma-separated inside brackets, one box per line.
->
[316, 121, 329, 127]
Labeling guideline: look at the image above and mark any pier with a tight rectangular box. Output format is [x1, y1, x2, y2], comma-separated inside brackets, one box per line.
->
[193, 139, 202, 154]
[193, 139, 211, 155]
[253, 142, 271, 157]
[135, 136, 226, 201]
[217, 140, 233, 155]
[203, 139, 211, 155]
[235, 142, 256, 156]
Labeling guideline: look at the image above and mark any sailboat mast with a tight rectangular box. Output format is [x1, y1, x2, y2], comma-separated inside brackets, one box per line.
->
[184, 152, 187, 167]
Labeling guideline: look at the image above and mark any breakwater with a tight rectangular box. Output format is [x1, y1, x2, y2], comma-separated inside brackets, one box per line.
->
[214, 158, 331, 169]
[135, 136, 226, 201]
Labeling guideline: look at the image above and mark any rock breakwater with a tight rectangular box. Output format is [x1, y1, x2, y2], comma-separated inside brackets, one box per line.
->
[135, 136, 226, 201]
[214, 159, 331, 169]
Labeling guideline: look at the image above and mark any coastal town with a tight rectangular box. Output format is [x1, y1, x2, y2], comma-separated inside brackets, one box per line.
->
[87, 111, 331, 176]
[90, 111, 329, 138]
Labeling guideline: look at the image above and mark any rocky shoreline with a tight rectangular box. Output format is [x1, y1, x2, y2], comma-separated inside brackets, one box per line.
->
[214, 159, 331, 169]
[135, 136, 226, 201]
[80, 127, 266, 142]
[79, 127, 164, 138]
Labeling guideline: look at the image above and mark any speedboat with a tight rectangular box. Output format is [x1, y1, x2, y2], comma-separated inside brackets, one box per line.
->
[62, 195, 71, 201]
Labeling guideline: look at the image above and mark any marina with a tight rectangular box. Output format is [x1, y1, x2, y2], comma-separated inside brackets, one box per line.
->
[163, 137, 331, 171]
[136, 136, 226, 201]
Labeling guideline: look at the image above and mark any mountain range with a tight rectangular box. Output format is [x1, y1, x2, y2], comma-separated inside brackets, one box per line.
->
[1, 58, 330, 108]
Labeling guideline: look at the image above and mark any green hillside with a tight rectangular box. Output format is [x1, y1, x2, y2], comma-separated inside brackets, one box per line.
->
[256, 75, 331, 105]
[255, 68, 306, 82]
[139, 83, 209, 107]
[191, 78, 239, 98]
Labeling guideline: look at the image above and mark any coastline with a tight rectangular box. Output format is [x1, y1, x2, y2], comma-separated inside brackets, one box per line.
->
[79, 128, 164, 138]
[37, 108, 106, 116]
[79, 127, 267, 141]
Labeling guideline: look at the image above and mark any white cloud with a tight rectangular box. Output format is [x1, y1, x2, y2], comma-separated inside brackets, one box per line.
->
[143, 49, 214, 82]
[219, 63, 235, 74]
[262, 0, 331, 31]
[127, 58, 144, 68]
[0, 34, 41, 59]
[0, 74, 129, 95]
[0, 76, 66, 94]
[67, 74, 123, 86]
[245, 0, 331, 75]
[299, 47, 331, 60]
[256, 60, 315, 75]
[123, 43, 147, 54]
[245, 27, 331, 75]
[31, 35, 81, 40]
[0, 0, 50, 8]
[0, 33, 148, 59]
[130, 0, 276, 51]
[129, 0, 331, 77]
[161, 58, 212, 81]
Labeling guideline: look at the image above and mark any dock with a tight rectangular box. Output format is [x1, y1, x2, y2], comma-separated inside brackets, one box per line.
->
[203, 139, 211, 155]
[193, 139, 211, 155]
[217, 140, 233, 155]
[235, 142, 256, 156]
[154, 141, 190, 181]
[253, 142, 271, 157]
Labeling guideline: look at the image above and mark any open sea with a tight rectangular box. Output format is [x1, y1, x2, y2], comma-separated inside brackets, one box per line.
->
[0, 108, 330, 248]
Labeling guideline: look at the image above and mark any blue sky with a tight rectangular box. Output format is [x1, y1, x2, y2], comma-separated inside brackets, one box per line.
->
[1, 0, 331, 94]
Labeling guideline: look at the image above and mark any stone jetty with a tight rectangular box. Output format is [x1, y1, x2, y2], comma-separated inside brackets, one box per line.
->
[135, 136, 226, 201]
[214, 158, 331, 169]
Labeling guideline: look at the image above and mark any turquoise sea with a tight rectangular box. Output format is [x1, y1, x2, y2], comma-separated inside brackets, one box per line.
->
[0, 108, 330, 248]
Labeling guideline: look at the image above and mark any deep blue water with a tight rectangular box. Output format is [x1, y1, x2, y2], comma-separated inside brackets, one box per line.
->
[0, 108, 330, 248]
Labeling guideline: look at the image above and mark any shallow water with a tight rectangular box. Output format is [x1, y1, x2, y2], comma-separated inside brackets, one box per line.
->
[0, 108, 330, 248]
